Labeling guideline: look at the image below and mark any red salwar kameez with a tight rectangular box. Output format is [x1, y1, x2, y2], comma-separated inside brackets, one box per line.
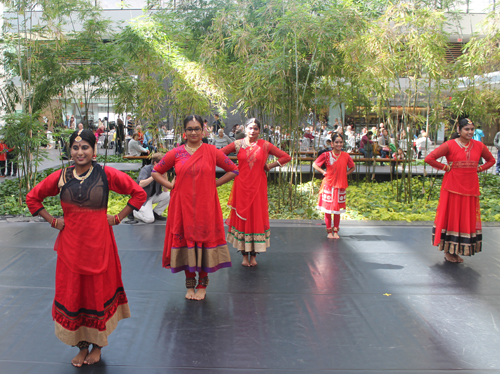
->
[314, 151, 355, 232]
[154, 144, 238, 277]
[221, 139, 291, 253]
[26, 163, 146, 347]
[425, 139, 495, 255]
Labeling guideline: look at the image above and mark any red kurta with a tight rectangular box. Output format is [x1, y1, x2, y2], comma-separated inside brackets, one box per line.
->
[0, 143, 7, 161]
[425, 139, 495, 255]
[221, 139, 291, 253]
[154, 144, 238, 272]
[314, 151, 355, 214]
[26, 163, 146, 347]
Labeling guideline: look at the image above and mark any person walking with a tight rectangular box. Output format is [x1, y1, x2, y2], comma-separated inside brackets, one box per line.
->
[25, 129, 146, 367]
[115, 118, 125, 155]
[221, 118, 291, 267]
[313, 134, 355, 239]
[424, 118, 495, 263]
[0, 138, 7, 177]
[151, 115, 238, 300]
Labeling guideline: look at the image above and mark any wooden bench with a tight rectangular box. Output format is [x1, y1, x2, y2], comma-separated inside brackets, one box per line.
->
[352, 158, 405, 163]
[123, 155, 149, 160]
[123, 155, 150, 166]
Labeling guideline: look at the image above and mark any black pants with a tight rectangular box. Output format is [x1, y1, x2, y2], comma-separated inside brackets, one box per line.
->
[6, 153, 17, 176]
[0, 160, 5, 176]
[115, 139, 123, 155]
[141, 152, 151, 167]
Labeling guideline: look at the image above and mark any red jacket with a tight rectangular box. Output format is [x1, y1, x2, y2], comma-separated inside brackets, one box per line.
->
[0, 143, 7, 161]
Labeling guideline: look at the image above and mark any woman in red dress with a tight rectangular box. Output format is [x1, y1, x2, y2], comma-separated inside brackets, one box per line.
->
[26, 129, 146, 367]
[425, 118, 495, 263]
[152, 115, 238, 300]
[221, 118, 291, 267]
[313, 134, 355, 239]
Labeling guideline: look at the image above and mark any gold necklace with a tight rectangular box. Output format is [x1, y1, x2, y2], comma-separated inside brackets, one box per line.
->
[331, 150, 341, 159]
[456, 139, 470, 149]
[73, 165, 94, 184]
[247, 138, 258, 148]
[185, 142, 203, 153]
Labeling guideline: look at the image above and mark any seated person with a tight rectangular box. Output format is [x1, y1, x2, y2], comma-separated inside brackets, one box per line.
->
[303, 127, 314, 140]
[317, 139, 332, 156]
[143, 130, 156, 152]
[392, 148, 406, 160]
[359, 131, 374, 158]
[213, 129, 233, 149]
[135, 125, 144, 143]
[128, 132, 150, 165]
[235, 125, 246, 140]
[377, 128, 393, 158]
[133, 153, 170, 223]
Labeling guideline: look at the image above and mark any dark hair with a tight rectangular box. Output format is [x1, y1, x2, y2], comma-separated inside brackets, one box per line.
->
[450, 132, 460, 139]
[331, 133, 343, 142]
[367, 131, 373, 136]
[245, 118, 261, 130]
[325, 139, 332, 144]
[183, 115, 203, 130]
[458, 118, 474, 131]
[69, 129, 96, 149]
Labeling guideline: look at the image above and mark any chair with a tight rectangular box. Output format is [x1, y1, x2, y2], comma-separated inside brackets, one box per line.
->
[97, 135, 106, 148]
[300, 137, 310, 152]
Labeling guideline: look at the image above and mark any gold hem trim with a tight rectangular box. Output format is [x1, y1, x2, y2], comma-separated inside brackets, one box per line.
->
[55, 303, 130, 347]
[226, 232, 270, 253]
[438, 241, 482, 256]
[170, 244, 232, 270]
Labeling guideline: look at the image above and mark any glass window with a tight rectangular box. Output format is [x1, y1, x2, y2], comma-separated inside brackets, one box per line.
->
[446, 0, 468, 12]
[99, 0, 148, 9]
[467, 0, 495, 12]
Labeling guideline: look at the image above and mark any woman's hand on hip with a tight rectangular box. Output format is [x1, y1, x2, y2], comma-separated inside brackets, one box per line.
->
[55, 217, 65, 231]
[107, 214, 116, 226]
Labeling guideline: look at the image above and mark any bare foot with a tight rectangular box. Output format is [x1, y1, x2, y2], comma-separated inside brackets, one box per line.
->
[83, 346, 101, 365]
[242, 255, 250, 267]
[454, 254, 464, 263]
[71, 348, 88, 367]
[250, 256, 257, 267]
[333, 232, 340, 239]
[327, 233, 334, 239]
[185, 288, 196, 300]
[444, 253, 457, 262]
[193, 288, 206, 300]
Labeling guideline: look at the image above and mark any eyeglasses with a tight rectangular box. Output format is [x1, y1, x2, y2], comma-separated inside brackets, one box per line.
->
[185, 127, 202, 133]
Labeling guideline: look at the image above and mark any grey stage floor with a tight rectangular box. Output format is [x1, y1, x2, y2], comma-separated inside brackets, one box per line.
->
[1, 221, 500, 373]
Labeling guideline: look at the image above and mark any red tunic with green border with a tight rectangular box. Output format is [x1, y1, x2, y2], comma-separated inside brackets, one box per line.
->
[314, 151, 354, 214]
